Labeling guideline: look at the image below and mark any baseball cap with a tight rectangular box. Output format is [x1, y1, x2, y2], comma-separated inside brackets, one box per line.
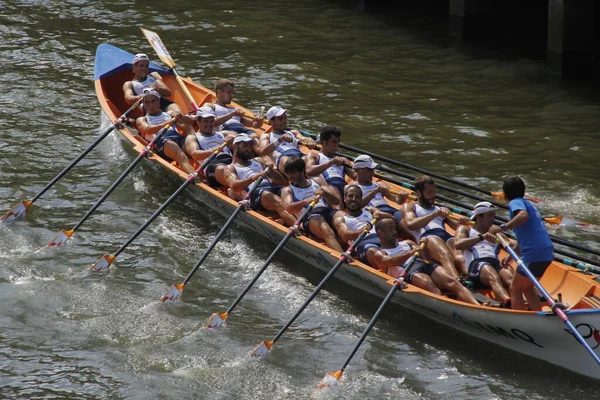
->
[132, 53, 149, 65]
[352, 155, 377, 170]
[196, 105, 216, 119]
[233, 133, 255, 145]
[266, 106, 287, 121]
[470, 201, 496, 220]
[142, 88, 161, 99]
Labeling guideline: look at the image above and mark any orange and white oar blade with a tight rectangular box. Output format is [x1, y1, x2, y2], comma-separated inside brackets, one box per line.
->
[205, 311, 229, 329]
[160, 283, 184, 303]
[524, 195, 542, 203]
[250, 340, 273, 358]
[140, 27, 176, 68]
[545, 215, 598, 229]
[1, 200, 32, 223]
[90, 255, 115, 272]
[47, 229, 74, 247]
[316, 370, 343, 389]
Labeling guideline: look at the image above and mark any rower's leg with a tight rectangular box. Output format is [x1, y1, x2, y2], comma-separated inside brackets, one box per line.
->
[163, 141, 195, 174]
[409, 273, 442, 295]
[396, 220, 416, 242]
[499, 268, 514, 288]
[423, 236, 460, 279]
[431, 268, 479, 305]
[447, 238, 467, 277]
[307, 217, 343, 252]
[510, 274, 541, 311]
[261, 191, 297, 226]
[167, 103, 195, 136]
[479, 265, 510, 302]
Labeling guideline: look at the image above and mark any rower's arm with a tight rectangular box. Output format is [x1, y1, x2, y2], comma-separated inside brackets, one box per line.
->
[344, 165, 357, 181]
[305, 153, 330, 177]
[315, 176, 340, 206]
[282, 187, 312, 215]
[150, 72, 172, 98]
[333, 212, 367, 243]
[213, 110, 237, 126]
[123, 81, 141, 106]
[184, 136, 215, 161]
[361, 186, 382, 208]
[136, 116, 170, 140]
[257, 134, 288, 156]
[454, 226, 479, 251]
[403, 204, 440, 231]
[372, 245, 418, 270]
[222, 166, 262, 193]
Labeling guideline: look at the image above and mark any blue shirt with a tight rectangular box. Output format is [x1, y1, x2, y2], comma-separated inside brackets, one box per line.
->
[509, 198, 554, 263]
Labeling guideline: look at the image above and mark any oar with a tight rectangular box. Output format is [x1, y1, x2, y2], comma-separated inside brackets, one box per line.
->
[91, 143, 227, 272]
[141, 27, 200, 112]
[317, 247, 424, 389]
[47, 119, 177, 247]
[376, 172, 600, 260]
[159, 176, 266, 303]
[496, 234, 600, 367]
[250, 218, 377, 357]
[300, 130, 541, 203]
[204, 196, 322, 328]
[0, 98, 143, 224]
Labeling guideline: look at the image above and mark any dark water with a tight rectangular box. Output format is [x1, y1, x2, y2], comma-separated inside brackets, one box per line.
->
[1, 0, 600, 398]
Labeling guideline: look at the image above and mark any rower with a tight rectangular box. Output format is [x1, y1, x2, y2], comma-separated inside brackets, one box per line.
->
[222, 134, 296, 226]
[281, 156, 343, 252]
[305, 126, 356, 200]
[135, 89, 195, 174]
[208, 79, 263, 135]
[123, 53, 194, 135]
[454, 201, 514, 305]
[489, 175, 554, 311]
[402, 175, 468, 279]
[371, 219, 480, 305]
[352, 154, 414, 240]
[258, 106, 316, 171]
[184, 106, 236, 187]
[332, 184, 393, 264]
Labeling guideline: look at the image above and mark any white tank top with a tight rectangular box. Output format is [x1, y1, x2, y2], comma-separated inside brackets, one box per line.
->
[343, 209, 376, 235]
[144, 112, 177, 140]
[357, 182, 389, 208]
[317, 153, 345, 181]
[233, 159, 264, 192]
[214, 103, 242, 124]
[132, 75, 157, 95]
[289, 178, 327, 218]
[381, 241, 413, 270]
[269, 132, 299, 155]
[463, 228, 501, 266]
[410, 204, 445, 242]
[195, 131, 232, 155]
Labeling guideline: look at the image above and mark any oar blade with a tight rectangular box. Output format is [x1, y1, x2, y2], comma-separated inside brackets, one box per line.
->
[140, 27, 176, 68]
[47, 229, 74, 247]
[316, 370, 343, 389]
[90, 255, 115, 272]
[1, 200, 32, 223]
[250, 340, 273, 358]
[160, 283, 185, 303]
[205, 311, 229, 329]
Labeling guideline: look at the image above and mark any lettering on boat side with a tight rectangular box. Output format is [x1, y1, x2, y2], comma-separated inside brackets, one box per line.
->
[564, 323, 600, 350]
[401, 297, 441, 316]
[452, 311, 543, 348]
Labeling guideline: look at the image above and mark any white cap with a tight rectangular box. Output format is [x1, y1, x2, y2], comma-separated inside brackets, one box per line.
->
[142, 88, 160, 99]
[352, 155, 377, 170]
[470, 201, 496, 220]
[196, 106, 215, 119]
[233, 133, 255, 145]
[132, 53, 149, 64]
[266, 106, 287, 121]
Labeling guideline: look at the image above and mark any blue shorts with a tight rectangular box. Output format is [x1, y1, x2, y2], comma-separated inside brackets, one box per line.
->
[376, 204, 402, 223]
[326, 177, 347, 198]
[222, 121, 256, 135]
[276, 148, 304, 169]
[405, 259, 440, 284]
[203, 153, 233, 187]
[302, 206, 337, 237]
[421, 227, 453, 243]
[249, 183, 282, 211]
[355, 232, 381, 260]
[156, 129, 186, 161]
[468, 257, 501, 284]
[517, 260, 552, 278]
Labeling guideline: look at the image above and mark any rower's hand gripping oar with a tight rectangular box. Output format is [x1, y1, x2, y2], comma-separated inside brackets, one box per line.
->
[91, 143, 228, 271]
[318, 244, 425, 389]
[250, 218, 378, 357]
[0, 98, 143, 224]
[47, 118, 178, 247]
[140, 27, 200, 112]
[496, 234, 600, 368]
[160, 175, 266, 302]
[204, 196, 322, 328]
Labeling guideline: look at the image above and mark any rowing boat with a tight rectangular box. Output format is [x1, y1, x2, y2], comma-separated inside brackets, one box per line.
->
[94, 43, 600, 380]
